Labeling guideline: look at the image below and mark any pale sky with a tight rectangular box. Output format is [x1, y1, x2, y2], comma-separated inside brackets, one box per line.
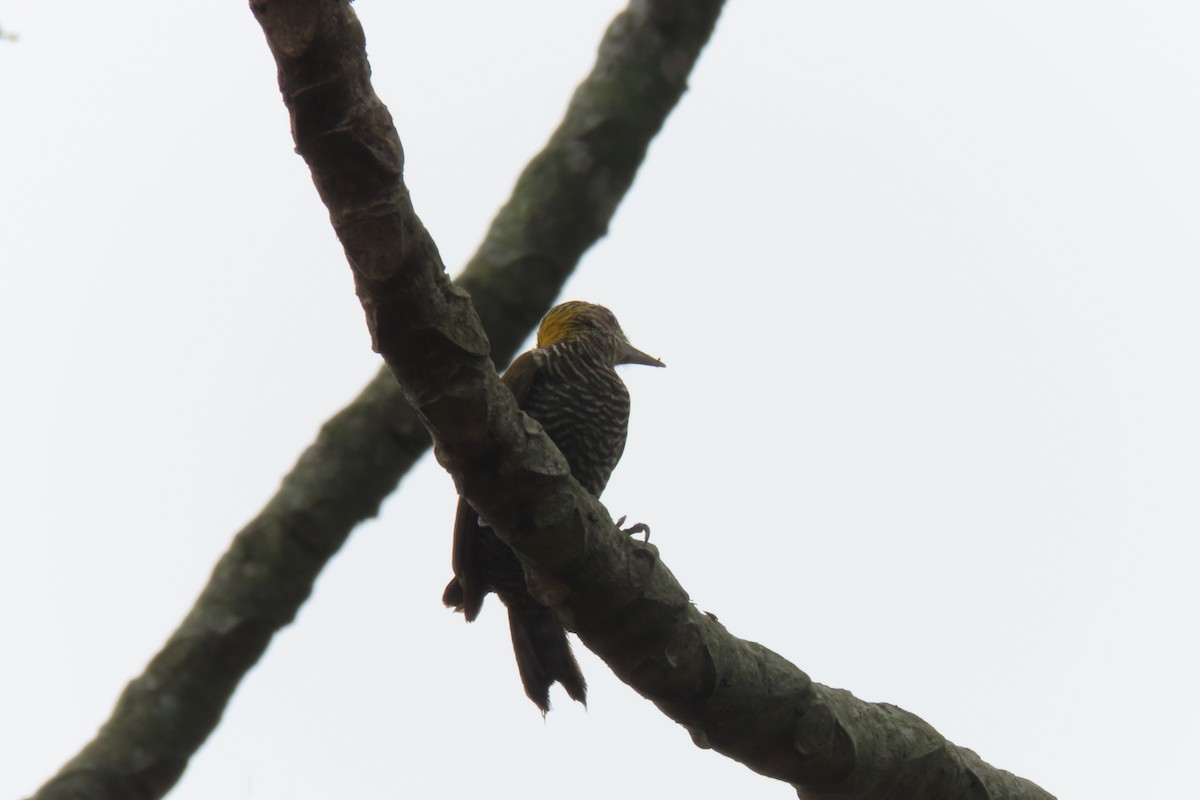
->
[3, 2, 1198, 798]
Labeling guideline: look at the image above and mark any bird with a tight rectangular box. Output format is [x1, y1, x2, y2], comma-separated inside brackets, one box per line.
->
[442, 300, 664, 713]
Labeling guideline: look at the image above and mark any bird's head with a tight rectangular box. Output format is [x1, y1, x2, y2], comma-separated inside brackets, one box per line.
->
[536, 301, 665, 368]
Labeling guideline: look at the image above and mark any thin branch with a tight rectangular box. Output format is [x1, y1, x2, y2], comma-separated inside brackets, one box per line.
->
[250, 1, 1055, 798]
[26, 2, 718, 799]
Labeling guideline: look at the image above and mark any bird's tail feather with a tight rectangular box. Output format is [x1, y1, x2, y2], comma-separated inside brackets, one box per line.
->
[507, 606, 587, 714]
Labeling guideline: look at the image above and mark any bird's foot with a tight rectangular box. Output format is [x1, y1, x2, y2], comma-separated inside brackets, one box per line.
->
[615, 515, 650, 542]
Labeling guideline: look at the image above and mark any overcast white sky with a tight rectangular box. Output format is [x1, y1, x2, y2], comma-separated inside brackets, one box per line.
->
[3, 2, 1198, 798]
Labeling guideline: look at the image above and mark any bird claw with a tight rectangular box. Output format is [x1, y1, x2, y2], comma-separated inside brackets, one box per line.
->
[615, 515, 650, 542]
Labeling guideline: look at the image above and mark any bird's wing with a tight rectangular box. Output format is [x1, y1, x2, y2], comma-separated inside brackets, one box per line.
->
[445, 350, 544, 620]
[499, 349, 541, 404]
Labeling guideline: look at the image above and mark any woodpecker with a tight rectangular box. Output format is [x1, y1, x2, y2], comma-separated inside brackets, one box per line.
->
[442, 301, 664, 713]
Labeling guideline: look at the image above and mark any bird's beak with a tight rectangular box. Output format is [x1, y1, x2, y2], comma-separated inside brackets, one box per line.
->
[619, 342, 666, 368]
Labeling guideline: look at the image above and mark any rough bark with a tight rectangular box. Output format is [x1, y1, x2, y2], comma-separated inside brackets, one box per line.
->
[245, 1, 1056, 799]
[25, 2, 719, 799]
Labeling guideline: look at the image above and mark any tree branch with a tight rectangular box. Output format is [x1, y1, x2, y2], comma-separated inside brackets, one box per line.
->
[248, 1, 1055, 798]
[26, 2, 719, 799]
